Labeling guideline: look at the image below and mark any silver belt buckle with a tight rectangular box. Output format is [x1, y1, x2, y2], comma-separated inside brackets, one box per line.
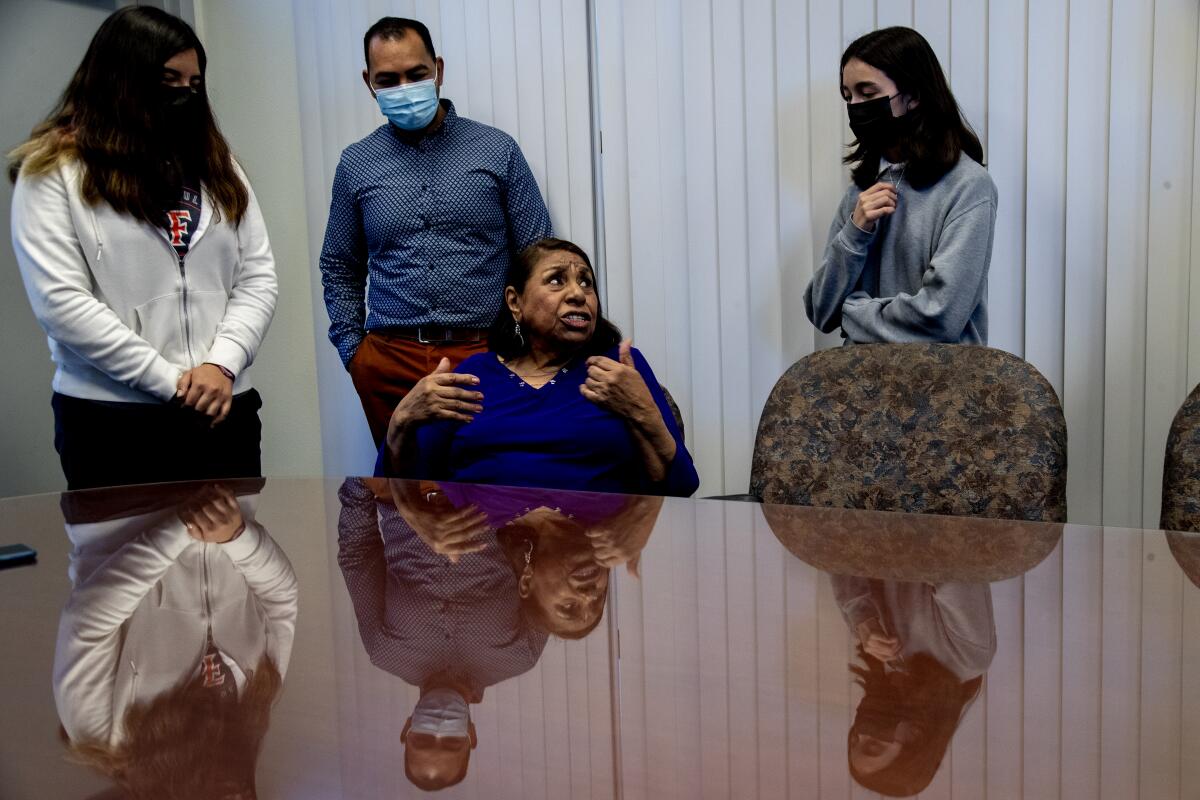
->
[417, 326, 453, 344]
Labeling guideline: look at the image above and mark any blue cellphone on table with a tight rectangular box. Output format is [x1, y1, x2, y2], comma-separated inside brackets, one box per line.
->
[0, 543, 37, 569]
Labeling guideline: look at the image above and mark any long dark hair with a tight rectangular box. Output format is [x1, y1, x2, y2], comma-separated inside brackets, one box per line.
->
[848, 648, 982, 796]
[62, 655, 282, 800]
[841, 27, 984, 190]
[488, 238, 623, 360]
[8, 6, 249, 226]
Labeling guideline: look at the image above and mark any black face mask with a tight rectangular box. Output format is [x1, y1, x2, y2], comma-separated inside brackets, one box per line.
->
[847, 94, 903, 148]
[157, 85, 203, 127]
[153, 86, 206, 171]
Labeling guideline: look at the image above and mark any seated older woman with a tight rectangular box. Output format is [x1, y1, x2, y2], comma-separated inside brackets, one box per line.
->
[380, 237, 699, 497]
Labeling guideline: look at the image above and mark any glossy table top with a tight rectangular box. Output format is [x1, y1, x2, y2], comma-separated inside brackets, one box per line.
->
[1, 478, 1197, 799]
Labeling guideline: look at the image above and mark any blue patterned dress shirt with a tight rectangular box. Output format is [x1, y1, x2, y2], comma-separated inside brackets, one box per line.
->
[319, 100, 553, 366]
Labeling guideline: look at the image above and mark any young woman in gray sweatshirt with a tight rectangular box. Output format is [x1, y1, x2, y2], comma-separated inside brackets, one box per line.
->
[806, 27, 998, 345]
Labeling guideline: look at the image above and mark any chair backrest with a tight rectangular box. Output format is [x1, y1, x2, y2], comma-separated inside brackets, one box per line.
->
[659, 383, 684, 440]
[1161, 382, 1200, 532]
[749, 343, 1067, 522]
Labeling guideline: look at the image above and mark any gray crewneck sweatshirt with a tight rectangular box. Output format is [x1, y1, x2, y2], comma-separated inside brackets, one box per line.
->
[805, 155, 998, 344]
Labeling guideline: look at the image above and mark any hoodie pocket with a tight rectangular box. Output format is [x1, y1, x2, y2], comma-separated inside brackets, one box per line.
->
[133, 293, 190, 367]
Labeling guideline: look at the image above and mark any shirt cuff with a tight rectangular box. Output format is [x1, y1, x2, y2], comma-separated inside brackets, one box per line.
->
[837, 217, 877, 253]
[204, 336, 249, 377]
[220, 521, 264, 562]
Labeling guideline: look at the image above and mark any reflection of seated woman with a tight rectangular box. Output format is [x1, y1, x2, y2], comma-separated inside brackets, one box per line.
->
[832, 575, 996, 796]
[392, 480, 661, 638]
[53, 484, 297, 799]
[379, 237, 699, 497]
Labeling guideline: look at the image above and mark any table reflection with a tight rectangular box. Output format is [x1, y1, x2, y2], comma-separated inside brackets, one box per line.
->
[336, 478, 661, 791]
[52, 480, 296, 800]
[1, 480, 1194, 798]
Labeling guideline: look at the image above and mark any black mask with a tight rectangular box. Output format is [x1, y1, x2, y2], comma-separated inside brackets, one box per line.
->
[847, 95, 903, 147]
[158, 85, 203, 126]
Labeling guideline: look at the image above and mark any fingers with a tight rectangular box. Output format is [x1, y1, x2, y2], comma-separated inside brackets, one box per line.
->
[864, 181, 898, 199]
[211, 397, 233, 427]
[584, 356, 619, 372]
[431, 371, 482, 387]
[618, 339, 634, 367]
[864, 634, 902, 661]
[432, 357, 452, 374]
[580, 384, 602, 404]
[176, 370, 192, 399]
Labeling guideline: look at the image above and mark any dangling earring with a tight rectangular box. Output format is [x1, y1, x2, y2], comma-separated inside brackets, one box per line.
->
[524, 538, 534, 565]
[514, 320, 525, 348]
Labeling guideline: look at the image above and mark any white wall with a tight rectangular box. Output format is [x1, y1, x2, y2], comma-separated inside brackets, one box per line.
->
[593, 0, 1200, 527]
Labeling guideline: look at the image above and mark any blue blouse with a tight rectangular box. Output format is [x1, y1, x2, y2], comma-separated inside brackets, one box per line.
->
[379, 346, 699, 497]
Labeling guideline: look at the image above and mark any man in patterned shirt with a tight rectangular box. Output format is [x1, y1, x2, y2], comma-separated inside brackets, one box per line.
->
[320, 17, 553, 445]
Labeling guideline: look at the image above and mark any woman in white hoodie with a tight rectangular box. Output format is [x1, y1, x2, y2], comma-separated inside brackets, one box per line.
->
[9, 6, 277, 490]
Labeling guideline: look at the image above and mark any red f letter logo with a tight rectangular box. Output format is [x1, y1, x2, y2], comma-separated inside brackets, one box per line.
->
[201, 653, 226, 688]
[168, 210, 192, 247]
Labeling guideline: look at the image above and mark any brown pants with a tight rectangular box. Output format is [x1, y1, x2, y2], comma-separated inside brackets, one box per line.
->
[348, 331, 489, 446]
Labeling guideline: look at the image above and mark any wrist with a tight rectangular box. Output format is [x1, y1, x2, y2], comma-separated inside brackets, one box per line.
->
[205, 362, 235, 381]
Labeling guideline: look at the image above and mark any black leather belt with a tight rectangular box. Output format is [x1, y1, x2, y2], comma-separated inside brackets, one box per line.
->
[384, 326, 487, 344]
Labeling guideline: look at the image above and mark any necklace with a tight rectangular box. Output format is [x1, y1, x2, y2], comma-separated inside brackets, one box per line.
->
[500, 356, 568, 379]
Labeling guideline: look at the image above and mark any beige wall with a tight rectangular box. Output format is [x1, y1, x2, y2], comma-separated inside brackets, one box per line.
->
[0, 0, 116, 497]
[193, 0, 324, 478]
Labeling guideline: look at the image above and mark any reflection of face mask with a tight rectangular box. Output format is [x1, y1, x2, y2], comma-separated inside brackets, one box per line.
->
[847, 94, 902, 147]
[375, 77, 440, 130]
[410, 688, 470, 738]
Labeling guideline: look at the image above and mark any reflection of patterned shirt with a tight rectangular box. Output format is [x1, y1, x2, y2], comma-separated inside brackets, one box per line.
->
[319, 100, 553, 366]
[336, 479, 547, 696]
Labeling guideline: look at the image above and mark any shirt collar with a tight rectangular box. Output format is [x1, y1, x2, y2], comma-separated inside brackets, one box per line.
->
[388, 98, 458, 146]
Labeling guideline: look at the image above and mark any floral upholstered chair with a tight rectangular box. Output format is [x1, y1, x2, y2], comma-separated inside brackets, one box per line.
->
[748, 344, 1068, 522]
[1162, 383, 1200, 533]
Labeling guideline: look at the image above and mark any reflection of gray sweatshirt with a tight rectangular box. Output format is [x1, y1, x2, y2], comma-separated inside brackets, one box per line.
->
[832, 576, 996, 681]
[805, 155, 997, 344]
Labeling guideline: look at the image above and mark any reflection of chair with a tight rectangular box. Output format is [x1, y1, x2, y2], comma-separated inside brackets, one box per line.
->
[761, 502, 1064, 583]
[659, 384, 684, 439]
[749, 344, 1068, 522]
[1161, 383, 1200, 532]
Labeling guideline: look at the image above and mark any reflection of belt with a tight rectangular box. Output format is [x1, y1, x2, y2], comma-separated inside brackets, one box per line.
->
[384, 326, 487, 344]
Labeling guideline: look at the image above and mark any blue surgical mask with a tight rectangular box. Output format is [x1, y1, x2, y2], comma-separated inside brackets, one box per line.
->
[410, 688, 470, 738]
[374, 77, 440, 130]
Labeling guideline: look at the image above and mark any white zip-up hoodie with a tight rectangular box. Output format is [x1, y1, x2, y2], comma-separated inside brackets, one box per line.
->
[53, 494, 298, 746]
[11, 158, 278, 403]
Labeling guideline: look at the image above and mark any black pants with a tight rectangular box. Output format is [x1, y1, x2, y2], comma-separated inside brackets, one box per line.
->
[52, 390, 263, 491]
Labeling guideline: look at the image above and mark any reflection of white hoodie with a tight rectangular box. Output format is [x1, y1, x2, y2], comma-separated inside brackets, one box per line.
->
[53, 495, 298, 745]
